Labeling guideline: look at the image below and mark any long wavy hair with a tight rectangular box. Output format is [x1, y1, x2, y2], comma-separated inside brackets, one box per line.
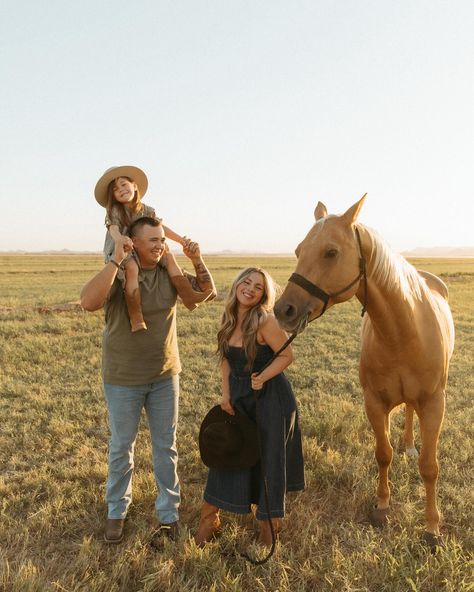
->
[217, 267, 278, 370]
[106, 176, 142, 229]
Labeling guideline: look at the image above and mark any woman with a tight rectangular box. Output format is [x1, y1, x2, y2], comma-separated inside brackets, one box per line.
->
[195, 267, 305, 547]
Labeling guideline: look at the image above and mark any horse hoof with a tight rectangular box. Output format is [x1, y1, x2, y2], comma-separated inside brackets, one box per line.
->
[405, 446, 419, 458]
[423, 532, 445, 553]
[369, 506, 390, 527]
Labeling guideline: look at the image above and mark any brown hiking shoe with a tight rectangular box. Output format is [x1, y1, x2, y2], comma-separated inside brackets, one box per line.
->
[104, 518, 125, 544]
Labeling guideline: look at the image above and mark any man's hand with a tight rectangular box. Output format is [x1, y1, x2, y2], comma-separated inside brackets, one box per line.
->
[113, 235, 132, 264]
[181, 238, 216, 301]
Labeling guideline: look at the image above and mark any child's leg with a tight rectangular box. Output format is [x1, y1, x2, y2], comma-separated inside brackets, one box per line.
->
[165, 251, 214, 311]
[124, 258, 140, 295]
[162, 225, 185, 246]
[124, 258, 147, 332]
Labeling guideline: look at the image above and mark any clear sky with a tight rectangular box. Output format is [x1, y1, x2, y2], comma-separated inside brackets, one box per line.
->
[1, 0, 472, 253]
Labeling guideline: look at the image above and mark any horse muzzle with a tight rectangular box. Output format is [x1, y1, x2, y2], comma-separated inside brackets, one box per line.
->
[274, 298, 313, 334]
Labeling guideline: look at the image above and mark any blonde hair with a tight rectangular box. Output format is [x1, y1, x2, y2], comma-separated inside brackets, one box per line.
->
[217, 267, 277, 370]
[106, 176, 142, 229]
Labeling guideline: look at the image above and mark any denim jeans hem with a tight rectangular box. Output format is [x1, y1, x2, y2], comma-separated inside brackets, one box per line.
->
[107, 509, 128, 520]
[255, 508, 285, 520]
[204, 492, 252, 515]
[157, 510, 180, 524]
[286, 481, 305, 492]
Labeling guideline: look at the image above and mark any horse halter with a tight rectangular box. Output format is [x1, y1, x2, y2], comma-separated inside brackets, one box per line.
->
[288, 226, 368, 319]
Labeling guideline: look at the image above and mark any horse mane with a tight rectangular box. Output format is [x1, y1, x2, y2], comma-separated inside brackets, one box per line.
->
[358, 224, 425, 304]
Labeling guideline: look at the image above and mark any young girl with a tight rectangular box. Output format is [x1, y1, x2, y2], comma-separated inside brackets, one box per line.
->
[94, 165, 212, 331]
[195, 267, 305, 547]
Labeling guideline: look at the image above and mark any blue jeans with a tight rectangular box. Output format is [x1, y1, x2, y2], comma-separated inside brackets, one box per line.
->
[103, 375, 180, 524]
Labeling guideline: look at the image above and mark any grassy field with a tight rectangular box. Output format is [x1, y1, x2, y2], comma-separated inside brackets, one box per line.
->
[0, 254, 473, 592]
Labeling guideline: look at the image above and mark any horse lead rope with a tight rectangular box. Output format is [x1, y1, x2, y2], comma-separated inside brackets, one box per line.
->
[239, 230, 368, 565]
[239, 333, 297, 565]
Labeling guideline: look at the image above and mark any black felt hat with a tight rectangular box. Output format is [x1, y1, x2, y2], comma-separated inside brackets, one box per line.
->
[199, 405, 260, 470]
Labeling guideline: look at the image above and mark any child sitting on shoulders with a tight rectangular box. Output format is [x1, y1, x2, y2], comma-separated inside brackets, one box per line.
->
[94, 165, 212, 331]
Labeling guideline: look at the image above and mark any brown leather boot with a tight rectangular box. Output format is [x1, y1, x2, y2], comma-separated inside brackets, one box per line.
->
[104, 518, 125, 544]
[170, 276, 214, 311]
[194, 502, 221, 547]
[124, 288, 147, 332]
[258, 518, 281, 547]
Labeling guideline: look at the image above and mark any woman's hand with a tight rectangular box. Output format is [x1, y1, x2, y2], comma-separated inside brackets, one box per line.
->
[251, 372, 265, 391]
[220, 395, 235, 416]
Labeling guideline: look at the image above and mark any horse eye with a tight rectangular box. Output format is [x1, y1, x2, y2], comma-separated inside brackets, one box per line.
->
[325, 249, 338, 258]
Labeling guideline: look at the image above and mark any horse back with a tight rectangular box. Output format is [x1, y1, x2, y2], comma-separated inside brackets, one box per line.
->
[417, 270, 449, 300]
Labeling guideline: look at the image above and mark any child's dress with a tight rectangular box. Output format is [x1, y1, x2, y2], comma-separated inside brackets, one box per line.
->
[103, 203, 158, 263]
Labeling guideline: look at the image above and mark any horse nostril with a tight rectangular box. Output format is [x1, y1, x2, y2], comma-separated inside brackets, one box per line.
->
[275, 300, 297, 323]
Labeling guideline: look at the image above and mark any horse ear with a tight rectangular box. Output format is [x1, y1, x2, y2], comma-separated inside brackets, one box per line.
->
[314, 201, 328, 220]
[341, 193, 367, 225]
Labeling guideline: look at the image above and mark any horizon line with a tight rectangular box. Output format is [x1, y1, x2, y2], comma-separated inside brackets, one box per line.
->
[1, 247, 474, 258]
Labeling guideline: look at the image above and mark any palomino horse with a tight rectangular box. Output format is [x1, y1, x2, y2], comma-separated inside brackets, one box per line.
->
[274, 195, 454, 548]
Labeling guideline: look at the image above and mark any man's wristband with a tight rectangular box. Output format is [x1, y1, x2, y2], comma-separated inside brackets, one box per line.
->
[109, 259, 122, 269]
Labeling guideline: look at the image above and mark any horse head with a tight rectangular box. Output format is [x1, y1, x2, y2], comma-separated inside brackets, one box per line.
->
[274, 194, 367, 333]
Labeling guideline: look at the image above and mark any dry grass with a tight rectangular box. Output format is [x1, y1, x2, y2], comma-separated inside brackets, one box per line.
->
[0, 255, 473, 592]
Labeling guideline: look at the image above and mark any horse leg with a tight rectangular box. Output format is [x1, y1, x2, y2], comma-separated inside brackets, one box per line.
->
[417, 392, 445, 547]
[364, 394, 393, 526]
[403, 404, 419, 457]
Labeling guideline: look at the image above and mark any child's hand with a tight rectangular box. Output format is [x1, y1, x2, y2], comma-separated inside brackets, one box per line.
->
[182, 239, 201, 260]
[115, 234, 133, 251]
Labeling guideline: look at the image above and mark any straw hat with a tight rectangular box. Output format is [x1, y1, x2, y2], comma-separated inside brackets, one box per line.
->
[199, 405, 260, 470]
[94, 165, 148, 207]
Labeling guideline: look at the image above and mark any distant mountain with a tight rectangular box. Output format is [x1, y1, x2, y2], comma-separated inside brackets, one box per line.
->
[402, 246, 474, 257]
[2, 247, 473, 257]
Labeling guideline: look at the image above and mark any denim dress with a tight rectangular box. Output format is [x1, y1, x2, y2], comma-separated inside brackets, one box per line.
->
[203, 344, 305, 519]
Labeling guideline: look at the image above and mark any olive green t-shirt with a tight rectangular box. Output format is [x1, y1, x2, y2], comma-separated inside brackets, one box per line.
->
[102, 265, 181, 385]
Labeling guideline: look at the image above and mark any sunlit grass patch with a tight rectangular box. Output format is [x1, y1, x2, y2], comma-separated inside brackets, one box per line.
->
[1, 255, 473, 591]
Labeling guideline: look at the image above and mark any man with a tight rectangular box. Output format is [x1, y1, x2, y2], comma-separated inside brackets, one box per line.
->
[80, 216, 216, 545]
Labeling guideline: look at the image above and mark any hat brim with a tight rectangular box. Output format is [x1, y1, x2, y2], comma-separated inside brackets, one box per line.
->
[94, 165, 148, 207]
[199, 405, 260, 470]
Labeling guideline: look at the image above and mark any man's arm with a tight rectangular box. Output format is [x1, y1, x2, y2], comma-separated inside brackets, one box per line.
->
[80, 242, 129, 312]
[182, 240, 217, 299]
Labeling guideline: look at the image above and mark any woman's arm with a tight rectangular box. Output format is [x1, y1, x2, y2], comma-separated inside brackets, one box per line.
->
[220, 358, 235, 416]
[251, 314, 294, 390]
